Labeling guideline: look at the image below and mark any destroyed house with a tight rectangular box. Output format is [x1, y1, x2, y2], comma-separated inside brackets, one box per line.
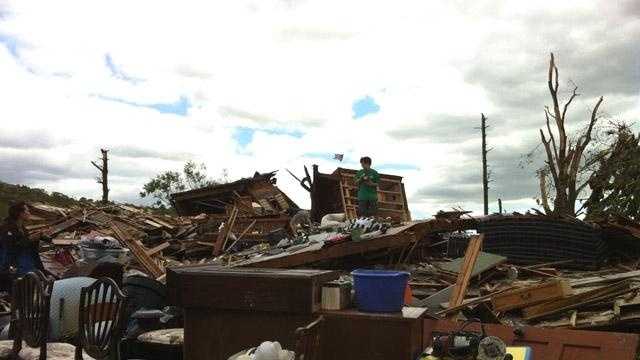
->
[310, 166, 411, 222]
[170, 171, 299, 216]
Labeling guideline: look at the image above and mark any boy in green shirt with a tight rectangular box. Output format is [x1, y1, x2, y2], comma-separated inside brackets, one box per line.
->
[354, 156, 380, 218]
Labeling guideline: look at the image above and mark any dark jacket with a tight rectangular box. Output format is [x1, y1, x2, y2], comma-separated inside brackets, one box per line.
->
[0, 219, 43, 273]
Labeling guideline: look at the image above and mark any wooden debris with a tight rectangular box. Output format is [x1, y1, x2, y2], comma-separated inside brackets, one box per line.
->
[110, 221, 164, 278]
[491, 279, 572, 312]
[523, 280, 634, 320]
[569, 269, 640, 288]
[448, 234, 483, 313]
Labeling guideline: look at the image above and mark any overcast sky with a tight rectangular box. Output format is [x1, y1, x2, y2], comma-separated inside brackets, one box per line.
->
[0, 0, 638, 218]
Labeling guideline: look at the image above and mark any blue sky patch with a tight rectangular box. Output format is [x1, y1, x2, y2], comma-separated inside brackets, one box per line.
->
[233, 127, 305, 147]
[263, 128, 304, 138]
[352, 95, 380, 119]
[0, 34, 18, 59]
[104, 53, 144, 84]
[234, 128, 255, 147]
[98, 95, 191, 116]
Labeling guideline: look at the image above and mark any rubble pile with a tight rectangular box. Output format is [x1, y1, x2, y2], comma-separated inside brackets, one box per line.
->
[17, 169, 640, 335]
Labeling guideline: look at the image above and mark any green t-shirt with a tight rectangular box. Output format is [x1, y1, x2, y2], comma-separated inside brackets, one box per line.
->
[355, 169, 380, 201]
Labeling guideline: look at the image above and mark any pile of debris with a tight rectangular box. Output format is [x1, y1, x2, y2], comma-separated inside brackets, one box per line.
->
[409, 232, 640, 332]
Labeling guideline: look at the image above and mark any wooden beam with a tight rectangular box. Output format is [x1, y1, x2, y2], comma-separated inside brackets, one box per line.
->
[146, 242, 170, 257]
[213, 206, 238, 256]
[110, 221, 164, 278]
[447, 234, 483, 314]
[570, 270, 640, 288]
[491, 279, 572, 312]
[523, 280, 633, 320]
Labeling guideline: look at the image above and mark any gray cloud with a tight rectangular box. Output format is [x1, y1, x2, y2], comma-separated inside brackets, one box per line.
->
[463, 3, 640, 134]
[0, 131, 60, 150]
[110, 146, 193, 162]
[412, 139, 540, 204]
[387, 114, 491, 142]
[0, 152, 89, 184]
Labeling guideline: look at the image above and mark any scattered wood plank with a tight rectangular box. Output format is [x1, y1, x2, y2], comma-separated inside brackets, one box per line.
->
[213, 206, 238, 256]
[145, 242, 170, 257]
[147, 216, 175, 230]
[523, 280, 634, 321]
[437, 286, 515, 316]
[45, 218, 81, 237]
[491, 279, 572, 312]
[52, 238, 80, 246]
[110, 221, 164, 278]
[225, 220, 257, 254]
[570, 270, 640, 288]
[447, 234, 483, 313]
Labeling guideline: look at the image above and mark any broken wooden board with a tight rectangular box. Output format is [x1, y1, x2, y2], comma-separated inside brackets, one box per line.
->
[491, 279, 572, 312]
[413, 249, 506, 311]
[145, 242, 170, 257]
[569, 269, 640, 288]
[52, 238, 80, 246]
[110, 221, 164, 278]
[448, 235, 483, 311]
[523, 280, 634, 320]
[213, 206, 238, 256]
[238, 218, 475, 269]
[45, 218, 81, 237]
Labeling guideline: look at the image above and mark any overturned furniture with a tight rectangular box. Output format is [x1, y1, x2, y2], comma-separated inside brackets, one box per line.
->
[308, 166, 411, 223]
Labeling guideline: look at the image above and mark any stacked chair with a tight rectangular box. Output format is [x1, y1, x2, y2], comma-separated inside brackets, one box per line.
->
[0, 272, 128, 360]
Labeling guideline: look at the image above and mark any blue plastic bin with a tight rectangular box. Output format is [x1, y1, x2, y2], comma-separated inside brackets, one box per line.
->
[351, 269, 409, 312]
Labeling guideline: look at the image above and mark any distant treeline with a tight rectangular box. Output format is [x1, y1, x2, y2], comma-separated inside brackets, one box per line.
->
[0, 181, 92, 218]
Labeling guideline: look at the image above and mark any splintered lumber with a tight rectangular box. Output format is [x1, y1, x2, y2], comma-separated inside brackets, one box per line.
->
[147, 216, 175, 230]
[491, 279, 573, 312]
[414, 250, 505, 310]
[225, 220, 257, 254]
[45, 218, 81, 237]
[110, 221, 164, 278]
[437, 286, 515, 316]
[213, 207, 238, 256]
[145, 242, 170, 257]
[52, 238, 80, 246]
[523, 280, 634, 321]
[448, 234, 483, 311]
[569, 270, 640, 288]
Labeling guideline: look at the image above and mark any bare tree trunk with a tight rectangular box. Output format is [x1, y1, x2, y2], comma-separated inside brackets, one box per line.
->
[91, 149, 109, 204]
[538, 53, 603, 217]
[481, 113, 489, 215]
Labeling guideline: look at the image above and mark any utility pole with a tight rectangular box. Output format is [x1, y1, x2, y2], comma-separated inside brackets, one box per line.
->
[481, 114, 489, 215]
[91, 149, 109, 204]
[498, 198, 503, 214]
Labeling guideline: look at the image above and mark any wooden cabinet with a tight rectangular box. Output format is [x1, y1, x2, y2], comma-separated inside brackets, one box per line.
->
[167, 266, 339, 360]
[320, 307, 428, 360]
[167, 266, 339, 314]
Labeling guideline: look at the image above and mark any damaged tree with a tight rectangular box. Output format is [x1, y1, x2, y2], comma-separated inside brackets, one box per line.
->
[481, 113, 490, 215]
[584, 125, 640, 220]
[91, 149, 109, 204]
[538, 53, 604, 217]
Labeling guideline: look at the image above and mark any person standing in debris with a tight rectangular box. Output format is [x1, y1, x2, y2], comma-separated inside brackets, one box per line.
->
[355, 156, 380, 218]
[0, 202, 45, 280]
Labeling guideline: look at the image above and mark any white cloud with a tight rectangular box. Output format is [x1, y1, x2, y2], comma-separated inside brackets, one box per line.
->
[0, 0, 638, 218]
